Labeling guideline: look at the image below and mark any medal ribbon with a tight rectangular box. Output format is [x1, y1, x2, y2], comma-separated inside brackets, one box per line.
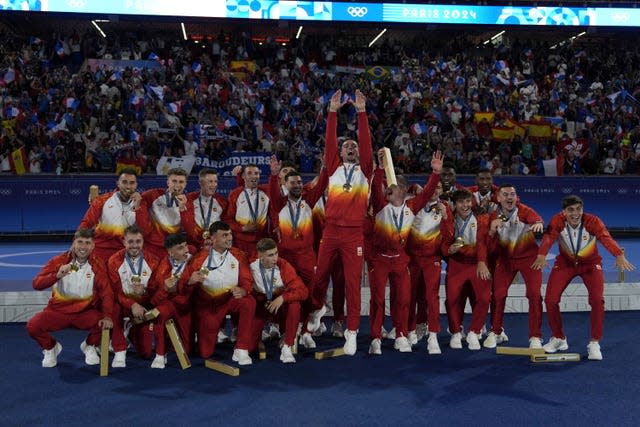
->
[343, 164, 356, 189]
[287, 198, 302, 232]
[207, 248, 229, 271]
[125, 253, 144, 277]
[199, 195, 215, 229]
[455, 214, 472, 240]
[243, 189, 260, 222]
[391, 203, 406, 235]
[566, 224, 584, 260]
[259, 263, 276, 301]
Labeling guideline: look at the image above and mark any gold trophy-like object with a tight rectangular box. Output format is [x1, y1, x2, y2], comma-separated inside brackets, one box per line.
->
[454, 236, 465, 247]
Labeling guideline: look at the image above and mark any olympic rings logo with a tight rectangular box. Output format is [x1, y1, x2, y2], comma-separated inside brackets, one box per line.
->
[69, 189, 81, 196]
[347, 6, 368, 18]
[0, 188, 12, 196]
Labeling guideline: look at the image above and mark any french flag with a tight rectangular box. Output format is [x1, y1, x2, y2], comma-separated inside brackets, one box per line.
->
[1, 68, 16, 84]
[585, 115, 594, 125]
[426, 68, 436, 78]
[55, 41, 65, 57]
[455, 76, 465, 86]
[168, 102, 182, 113]
[192, 62, 202, 73]
[290, 96, 302, 106]
[495, 60, 507, 72]
[129, 94, 144, 107]
[148, 52, 160, 61]
[255, 102, 265, 116]
[411, 122, 428, 135]
[109, 71, 121, 81]
[6, 106, 21, 118]
[64, 97, 80, 109]
[297, 82, 308, 93]
[220, 110, 238, 128]
[523, 47, 533, 58]
[258, 79, 274, 89]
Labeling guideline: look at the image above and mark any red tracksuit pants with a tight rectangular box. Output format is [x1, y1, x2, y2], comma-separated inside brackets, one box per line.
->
[311, 225, 363, 331]
[250, 299, 301, 350]
[369, 254, 410, 340]
[195, 295, 256, 358]
[445, 258, 491, 334]
[544, 260, 605, 341]
[26, 307, 103, 350]
[111, 301, 176, 357]
[491, 256, 542, 338]
[408, 256, 443, 333]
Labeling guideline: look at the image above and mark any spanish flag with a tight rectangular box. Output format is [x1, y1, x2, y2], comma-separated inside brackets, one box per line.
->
[491, 126, 514, 142]
[505, 118, 526, 138]
[9, 147, 27, 175]
[474, 111, 495, 123]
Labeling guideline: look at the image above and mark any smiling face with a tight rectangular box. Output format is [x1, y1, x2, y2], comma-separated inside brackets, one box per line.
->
[167, 242, 189, 262]
[285, 174, 303, 199]
[123, 231, 144, 258]
[340, 140, 359, 163]
[497, 186, 517, 212]
[212, 228, 233, 252]
[72, 236, 94, 262]
[199, 173, 218, 197]
[476, 171, 493, 195]
[117, 173, 138, 201]
[242, 166, 260, 189]
[563, 202, 584, 227]
[454, 196, 473, 219]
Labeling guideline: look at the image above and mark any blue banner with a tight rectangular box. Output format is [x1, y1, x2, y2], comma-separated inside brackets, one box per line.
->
[2, 2, 639, 28]
[194, 152, 272, 177]
[0, 175, 639, 233]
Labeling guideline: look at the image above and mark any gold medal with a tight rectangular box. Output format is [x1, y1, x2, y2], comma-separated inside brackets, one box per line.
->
[131, 275, 142, 284]
[200, 267, 210, 276]
[498, 214, 509, 222]
[202, 231, 210, 240]
[454, 236, 465, 246]
[292, 231, 301, 240]
[343, 183, 352, 192]
[69, 263, 79, 272]
[172, 272, 182, 280]
[399, 237, 406, 245]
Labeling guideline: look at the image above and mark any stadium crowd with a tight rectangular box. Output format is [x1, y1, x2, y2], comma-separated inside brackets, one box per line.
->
[1, 23, 640, 176]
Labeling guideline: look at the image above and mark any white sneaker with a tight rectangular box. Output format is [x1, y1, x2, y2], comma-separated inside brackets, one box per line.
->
[112, 350, 127, 368]
[543, 337, 569, 353]
[369, 338, 382, 355]
[386, 327, 397, 340]
[587, 341, 603, 361]
[381, 326, 388, 339]
[312, 322, 327, 337]
[42, 342, 62, 368]
[151, 354, 167, 369]
[331, 320, 344, 338]
[229, 328, 237, 343]
[269, 324, 281, 339]
[407, 330, 418, 346]
[529, 337, 543, 349]
[427, 332, 441, 355]
[218, 330, 229, 343]
[280, 345, 296, 363]
[306, 305, 327, 334]
[394, 336, 412, 353]
[496, 330, 509, 344]
[80, 341, 100, 365]
[450, 332, 463, 349]
[299, 332, 316, 349]
[483, 332, 498, 349]
[416, 323, 428, 342]
[466, 331, 481, 350]
[343, 329, 357, 355]
[232, 348, 253, 365]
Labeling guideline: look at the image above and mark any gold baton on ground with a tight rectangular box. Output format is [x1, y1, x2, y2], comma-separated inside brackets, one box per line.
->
[100, 329, 109, 377]
[496, 346, 545, 356]
[618, 248, 625, 283]
[89, 185, 99, 204]
[531, 353, 581, 363]
[165, 319, 191, 369]
[382, 147, 397, 186]
[258, 341, 267, 360]
[314, 347, 346, 360]
[205, 359, 240, 376]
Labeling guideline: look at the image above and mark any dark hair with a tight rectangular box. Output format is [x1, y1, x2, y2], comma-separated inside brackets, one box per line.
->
[208, 221, 231, 234]
[562, 195, 584, 209]
[118, 167, 138, 178]
[284, 171, 302, 181]
[74, 228, 94, 240]
[198, 168, 218, 179]
[498, 183, 515, 190]
[451, 189, 473, 203]
[164, 233, 187, 249]
[242, 164, 259, 173]
[476, 168, 491, 176]
[256, 238, 277, 253]
[124, 225, 143, 236]
[167, 167, 188, 177]
[280, 161, 296, 171]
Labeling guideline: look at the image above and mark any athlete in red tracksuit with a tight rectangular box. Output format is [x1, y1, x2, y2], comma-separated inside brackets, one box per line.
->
[533, 195, 635, 360]
[108, 226, 177, 368]
[484, 184, 544, 349]
[181, 168, 228, 250]
[312, 191, 346, 338]
[224, 164, 271, 260]
[249, 238, 309, 363]
[306, 89, 373, 356]
[151, 233, 197, 356]
[406, 180, 448, 355]
[142, 167, 189, 260]
[441, 189, 492, 351]
[367, 149, 441, 355]
[27, 229, 113, 368]
[180, 221, 256, 364]
[78, 168, 151, 260]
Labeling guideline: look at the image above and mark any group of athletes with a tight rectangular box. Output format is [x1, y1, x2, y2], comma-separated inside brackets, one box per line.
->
[27, 90, 635, 370]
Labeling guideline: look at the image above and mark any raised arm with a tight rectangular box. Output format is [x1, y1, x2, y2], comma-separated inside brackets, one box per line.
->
[354, 89, 373, 179]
